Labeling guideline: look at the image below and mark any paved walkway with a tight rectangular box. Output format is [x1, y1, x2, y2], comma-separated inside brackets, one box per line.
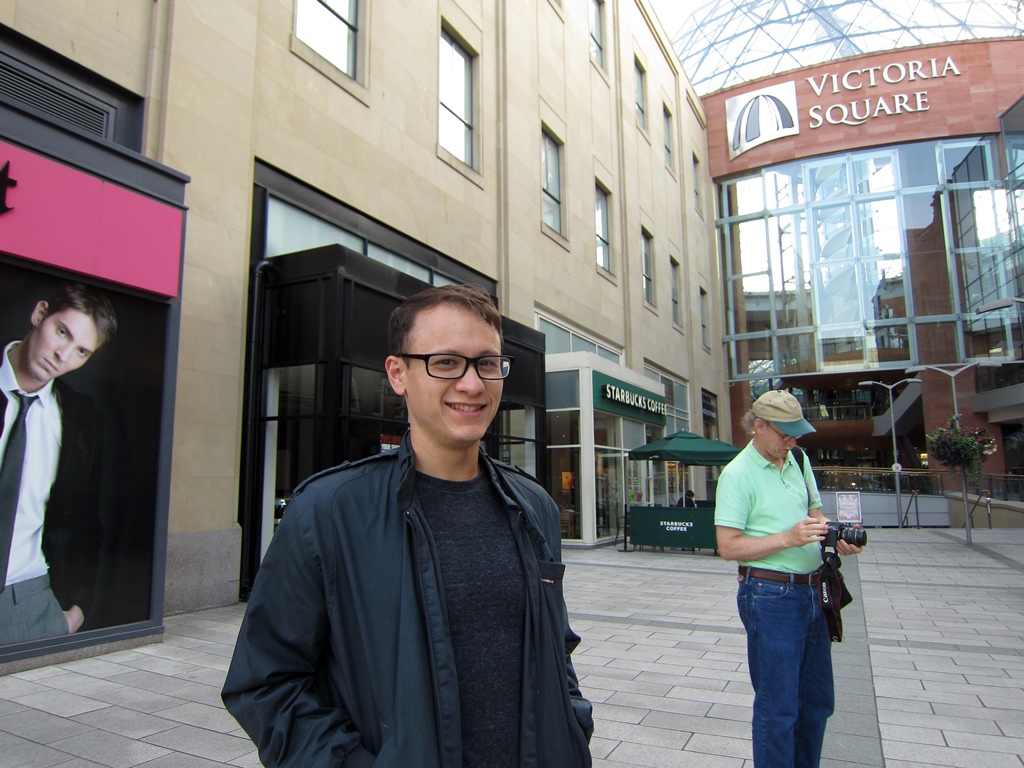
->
[0, 528, 1021, 767]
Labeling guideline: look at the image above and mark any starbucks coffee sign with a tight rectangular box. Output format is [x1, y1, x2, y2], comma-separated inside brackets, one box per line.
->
[593, 372, 667, 425]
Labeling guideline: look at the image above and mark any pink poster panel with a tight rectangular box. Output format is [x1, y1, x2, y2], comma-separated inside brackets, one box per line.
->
[0, 140, 183, 297]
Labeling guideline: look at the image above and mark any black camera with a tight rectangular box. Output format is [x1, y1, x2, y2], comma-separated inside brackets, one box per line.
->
[822, 521, 867, 548]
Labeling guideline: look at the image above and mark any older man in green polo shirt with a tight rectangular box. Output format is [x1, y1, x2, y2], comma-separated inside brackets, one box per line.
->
[715, 390, 862, 768]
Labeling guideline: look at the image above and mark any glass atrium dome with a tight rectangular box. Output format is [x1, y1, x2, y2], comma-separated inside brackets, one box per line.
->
[671, 0, 1024, 95]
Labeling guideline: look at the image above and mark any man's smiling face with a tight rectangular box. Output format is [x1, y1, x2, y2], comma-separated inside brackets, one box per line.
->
[385, 303, 503, 475]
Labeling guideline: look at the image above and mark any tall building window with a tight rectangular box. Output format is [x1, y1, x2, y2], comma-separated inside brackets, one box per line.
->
[439, 31, 473, 165]
[542, 131, 563, 233]
[596, 185, 611, 271]
[634, 58, 647, 130]
[538, 316, 621, 362]
[589, 0, 605, 68]
[671, 258, 682, 325]
[700, 287, 710, 349]
[642, 229, 654, 305]
[295, 0, 358, 77]
[692, 153, 701, 211]
[664, 105, 674, 168]
[645, 368, 690, 434]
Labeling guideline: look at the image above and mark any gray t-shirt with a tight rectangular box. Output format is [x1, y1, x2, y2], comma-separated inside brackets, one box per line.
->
[416, 471, 525, 768]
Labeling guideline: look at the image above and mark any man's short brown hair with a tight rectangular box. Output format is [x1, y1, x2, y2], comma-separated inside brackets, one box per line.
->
[43, 282, 118, 348]
[388, 284, 502, 355]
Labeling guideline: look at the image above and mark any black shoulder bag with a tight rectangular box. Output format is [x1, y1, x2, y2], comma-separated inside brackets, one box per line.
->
[791, 447, 854, 642]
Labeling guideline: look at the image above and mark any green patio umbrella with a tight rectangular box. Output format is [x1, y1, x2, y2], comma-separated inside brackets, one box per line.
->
[627, 430, 740, 465]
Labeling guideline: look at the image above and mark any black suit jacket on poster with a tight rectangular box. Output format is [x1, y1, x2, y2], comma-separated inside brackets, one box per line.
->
[1, 379, 104, 620]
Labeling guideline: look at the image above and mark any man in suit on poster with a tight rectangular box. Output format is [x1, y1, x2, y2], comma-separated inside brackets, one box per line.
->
[0, 282, 117, 644]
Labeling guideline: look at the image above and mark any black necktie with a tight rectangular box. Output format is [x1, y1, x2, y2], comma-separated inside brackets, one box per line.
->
[0, 392, 36, 593]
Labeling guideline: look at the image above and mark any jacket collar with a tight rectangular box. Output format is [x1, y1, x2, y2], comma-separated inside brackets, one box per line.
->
[395, 430, 553, 556]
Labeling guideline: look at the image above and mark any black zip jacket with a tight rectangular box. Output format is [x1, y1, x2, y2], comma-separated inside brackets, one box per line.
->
[222, 435, 594, 767]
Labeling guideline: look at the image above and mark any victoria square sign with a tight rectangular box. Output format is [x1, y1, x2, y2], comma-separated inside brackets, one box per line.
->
[726, 55, 962, 159]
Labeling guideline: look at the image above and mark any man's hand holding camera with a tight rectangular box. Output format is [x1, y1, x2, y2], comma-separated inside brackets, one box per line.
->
[786, 517, 828, 548]
[789, 515, 864, 556]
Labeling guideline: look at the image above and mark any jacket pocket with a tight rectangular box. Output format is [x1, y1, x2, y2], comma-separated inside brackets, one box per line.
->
[536, 560, 565, 587]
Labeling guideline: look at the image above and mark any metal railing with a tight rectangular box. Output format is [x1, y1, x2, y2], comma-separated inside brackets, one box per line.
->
[978, 473, 1024, 502]
[810, 467, 946, 495]
[809, 468, 1024, 504]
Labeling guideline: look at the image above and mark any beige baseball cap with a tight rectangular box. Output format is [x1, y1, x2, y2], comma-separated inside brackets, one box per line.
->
[752, 390, 816, 437]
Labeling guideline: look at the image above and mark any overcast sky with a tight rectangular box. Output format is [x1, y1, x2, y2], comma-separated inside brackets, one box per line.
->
[646, 0, 705, 41]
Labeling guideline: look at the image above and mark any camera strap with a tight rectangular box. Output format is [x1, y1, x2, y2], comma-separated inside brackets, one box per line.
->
[790, 447, 811, 508]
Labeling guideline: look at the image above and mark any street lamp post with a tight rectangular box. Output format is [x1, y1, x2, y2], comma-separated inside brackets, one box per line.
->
[905, 363, 985, 544]
[858, 378, 922, 527]
[976, 296, 1024, 313]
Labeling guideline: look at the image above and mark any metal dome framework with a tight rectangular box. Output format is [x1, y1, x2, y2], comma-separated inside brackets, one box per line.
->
[673, 0, 1024, 95]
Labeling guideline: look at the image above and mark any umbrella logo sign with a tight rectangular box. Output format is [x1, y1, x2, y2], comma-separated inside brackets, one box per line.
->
[726, 81, 800, 159]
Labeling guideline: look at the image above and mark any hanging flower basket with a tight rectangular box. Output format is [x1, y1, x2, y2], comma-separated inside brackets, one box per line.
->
[925, 417, 997, 482]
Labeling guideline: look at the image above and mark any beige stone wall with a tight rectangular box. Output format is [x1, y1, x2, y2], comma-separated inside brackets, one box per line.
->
[2, 0, 724, 612]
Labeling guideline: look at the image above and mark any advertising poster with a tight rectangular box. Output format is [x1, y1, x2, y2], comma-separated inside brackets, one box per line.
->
[0, 264, 167, 648]
[836, 491, 863, 524]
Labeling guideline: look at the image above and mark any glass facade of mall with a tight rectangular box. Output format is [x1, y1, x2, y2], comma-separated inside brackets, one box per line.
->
[720, 135, 1024, 386]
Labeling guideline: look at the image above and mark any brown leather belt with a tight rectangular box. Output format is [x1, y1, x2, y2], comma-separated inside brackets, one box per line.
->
[738, 565, 820, 585]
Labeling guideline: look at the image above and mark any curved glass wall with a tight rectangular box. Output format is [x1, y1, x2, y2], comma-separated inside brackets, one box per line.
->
[671, 0, 1024, 95]
[720, 135, 1024, 383]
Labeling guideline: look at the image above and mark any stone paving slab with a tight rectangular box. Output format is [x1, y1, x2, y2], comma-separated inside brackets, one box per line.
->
[0, 528, 1020, 766]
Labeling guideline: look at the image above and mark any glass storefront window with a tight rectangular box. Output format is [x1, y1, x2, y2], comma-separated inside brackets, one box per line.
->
[264, 365, 321, 522]
[266, 196, 365, 257]
[779, 332, 816, 374]
[764, 162, 805, 208]
[770, 211, 813, 330]
[725, 175, 765, 216]
[734, 218, 770, 275]
[539, 318, 571, 353]
[721, 137, 1010, 380]
[622, 418, 645, 451]
[857, 198, 902, 260]
[594, 410, 620, 447]
[899, 142, 939, 188]
[853, 154, 896, 194]
[943, 141, 991, 183]
[820, 333, 865, 368]
[346, 419, 405, 459]
[595, 449, 622, 537]
[813, 204, 853, 261]
[547, 411, 580, 445]
[367, 243, 431, 282]
[547, 447, 581, 539]
[869, 324, 911, 363]
[497, 404, 537, 477]
[350, 366, 406, 419]
[736, 336, 775, 377]
[539, 319, 621, 362]
[277, 364, 317, 416]
[810, 162, 848, 201]
[864, 256, 907, 321]
[816, 262, 861, 324]
[571, 336, 598, 354]
[546, 370, 579, 408]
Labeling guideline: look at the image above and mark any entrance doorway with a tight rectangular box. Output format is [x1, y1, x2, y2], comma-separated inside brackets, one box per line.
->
[236, 244, 545, 596]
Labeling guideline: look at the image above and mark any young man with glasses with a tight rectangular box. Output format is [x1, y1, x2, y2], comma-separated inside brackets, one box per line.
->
[224, 284, 593, 768]
[714, 390, 861, 768]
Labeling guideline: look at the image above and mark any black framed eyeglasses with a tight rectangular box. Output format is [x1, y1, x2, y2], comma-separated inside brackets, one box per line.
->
[401, 353, 514, 380]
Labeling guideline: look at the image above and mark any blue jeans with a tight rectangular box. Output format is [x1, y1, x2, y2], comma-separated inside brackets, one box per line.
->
[738, 574, 834, 768]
